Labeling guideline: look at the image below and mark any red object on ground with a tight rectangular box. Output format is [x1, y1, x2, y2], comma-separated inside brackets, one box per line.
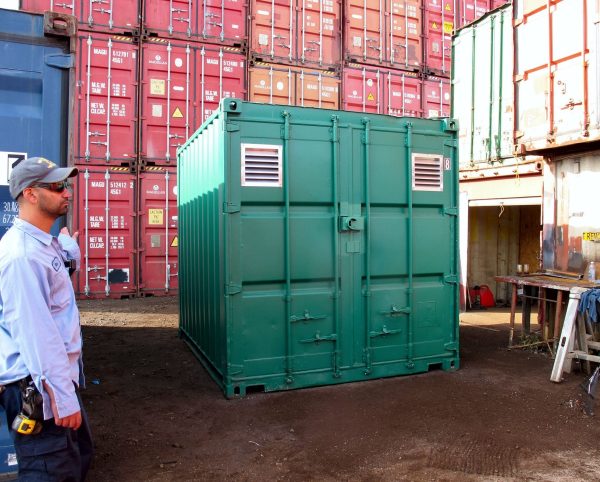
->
[479, 284, 496, 308]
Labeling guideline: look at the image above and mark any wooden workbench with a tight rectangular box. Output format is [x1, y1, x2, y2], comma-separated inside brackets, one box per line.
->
[495, 274, 597, 348]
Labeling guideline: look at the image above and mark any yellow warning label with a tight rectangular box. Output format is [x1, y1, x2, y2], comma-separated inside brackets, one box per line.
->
[172, 107, 184, 118]
[432, 22, 439, 30]
[367, 93, 375, 101]
[583, 232, 600, 241]
[445, 2, 451, 10]
[443, 21, 453, 35]
[150, 79, 165, 96]
[149, 209, 164, 225]
[171, 236, 178, 247]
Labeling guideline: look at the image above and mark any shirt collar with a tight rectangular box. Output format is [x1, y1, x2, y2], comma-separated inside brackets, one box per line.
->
[13, 218, 54, 247]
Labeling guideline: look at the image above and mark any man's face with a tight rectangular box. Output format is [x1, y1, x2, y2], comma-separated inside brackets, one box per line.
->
[31, 181, 73, 218]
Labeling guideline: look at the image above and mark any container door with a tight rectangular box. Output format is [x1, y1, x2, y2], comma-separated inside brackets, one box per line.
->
[249, 0, 296, 64]
[74, 168, 136, 298]
[344, 0, 385, 64]
[138, 167, 179, 295]
[298, 0, 341, 68]
[75, 33, 138, 166]
[342, 66, 382, 113]
[343, 121, 458, 371]
[200, 0, 247, 45]
[384, 70, 422, 117]
[139, 39, 195, 165]
[387, 0, 422, 69]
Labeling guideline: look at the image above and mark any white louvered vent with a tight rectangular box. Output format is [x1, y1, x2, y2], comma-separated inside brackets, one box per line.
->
[412, 154, 443, 191]
[241, 144, 282, 187]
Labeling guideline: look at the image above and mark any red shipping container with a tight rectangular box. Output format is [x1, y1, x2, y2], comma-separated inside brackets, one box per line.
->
[249, 0, 296, 64]
[139, 38, 198, 165]
[387, 0, 422, 69]
[424, 0, 454, 75]
[138, 166, 178, 295]
[21, 0, 140, 33]
[73, 167, 136, 299]
[344, 0, 386, 65]
[455, 0, 492, 29]
[297, 0, 342, 68]
[142, 0, 198, 40]
[384, 69, 422, 117]
[422, 76, 451, 118]
[342, 65, 422, 116]
[199, 0, 247, 45]
[342, 65, 383, 113]
[75, 33, 138, 166]
[197, 45, 246, 123]
[143, 0, 247, 44]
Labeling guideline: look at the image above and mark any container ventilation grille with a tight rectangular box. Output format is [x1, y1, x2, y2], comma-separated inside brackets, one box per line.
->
[412, 154, 443, 191]
[241, 144, 282, 187]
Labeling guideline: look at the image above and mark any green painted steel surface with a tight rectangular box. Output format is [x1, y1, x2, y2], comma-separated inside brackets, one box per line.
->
[178, 99, 460, 398]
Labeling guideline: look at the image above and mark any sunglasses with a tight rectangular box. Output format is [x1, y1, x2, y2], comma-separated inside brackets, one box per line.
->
[30, 181, 72, 193]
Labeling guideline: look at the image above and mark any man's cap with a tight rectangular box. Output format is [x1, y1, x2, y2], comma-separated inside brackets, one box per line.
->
[9, 157, 78, 199]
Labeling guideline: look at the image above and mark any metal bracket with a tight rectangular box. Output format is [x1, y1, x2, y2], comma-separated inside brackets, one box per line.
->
[290, 310, 326, 323]
[444, 275, 458, 285]
[300, 331, 337, 344]
[444, 341, 458, 352]
[225, 283, 242, 295]
[443, 207, 458, 216]
[370, 325, 402, 338]
[381, 305, 411, 316]
[225, 123, 240, 132]
[223, 202, 240, 213]
[227, 363, 243, 376]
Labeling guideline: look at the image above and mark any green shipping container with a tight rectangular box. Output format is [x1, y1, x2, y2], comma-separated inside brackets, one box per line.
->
[178, 99, 459, 398]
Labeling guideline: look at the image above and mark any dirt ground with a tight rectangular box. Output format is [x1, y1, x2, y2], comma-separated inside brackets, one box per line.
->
[77, 298, 600, 481]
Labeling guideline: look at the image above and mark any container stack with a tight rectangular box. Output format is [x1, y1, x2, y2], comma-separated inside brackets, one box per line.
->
[17, 0, 507, 298]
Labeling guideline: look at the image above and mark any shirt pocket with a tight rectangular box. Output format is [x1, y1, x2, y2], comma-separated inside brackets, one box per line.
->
[49, 268, 73, 312]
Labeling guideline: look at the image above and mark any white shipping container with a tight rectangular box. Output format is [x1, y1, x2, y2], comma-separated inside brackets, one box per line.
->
[452, 4, 514, 166]
[515, 0, 600, 152]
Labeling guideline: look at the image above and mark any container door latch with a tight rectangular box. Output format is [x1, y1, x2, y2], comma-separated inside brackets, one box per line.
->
[339, 216, 364, 232]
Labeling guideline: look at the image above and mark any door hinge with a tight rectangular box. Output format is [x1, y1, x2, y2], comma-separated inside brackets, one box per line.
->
[444, 341, 458, 352]
[225, 283, 242, 295]
[369, 325, 402, 338]
[444, 275, 458, 285]
[443, 207, 458, 216]
[223, 202, 240, 213]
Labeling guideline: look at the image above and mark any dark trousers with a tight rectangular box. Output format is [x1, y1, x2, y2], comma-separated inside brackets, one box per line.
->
[0, 383, 93, 481]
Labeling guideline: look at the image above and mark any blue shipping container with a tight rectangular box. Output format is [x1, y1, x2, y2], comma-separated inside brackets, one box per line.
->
[0, 8, 76, 238]
[0, 9, 76, 476]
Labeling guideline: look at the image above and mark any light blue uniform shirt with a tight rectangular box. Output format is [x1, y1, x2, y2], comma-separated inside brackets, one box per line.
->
[0, 218, 81, 419]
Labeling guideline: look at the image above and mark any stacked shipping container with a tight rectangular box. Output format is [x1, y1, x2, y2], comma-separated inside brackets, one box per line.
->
[18, 0, 504, 298]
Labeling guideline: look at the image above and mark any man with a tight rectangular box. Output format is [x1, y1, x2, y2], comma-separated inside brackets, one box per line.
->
[0, 157, 93, 481]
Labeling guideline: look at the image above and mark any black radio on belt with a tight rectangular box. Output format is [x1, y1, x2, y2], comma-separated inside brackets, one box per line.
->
[64, 259, 76, 277]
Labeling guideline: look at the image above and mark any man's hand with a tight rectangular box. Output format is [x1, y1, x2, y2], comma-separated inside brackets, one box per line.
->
[42, 381, 82, 430]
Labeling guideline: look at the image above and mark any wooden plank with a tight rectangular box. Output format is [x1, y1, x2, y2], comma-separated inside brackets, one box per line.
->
[550, 288, 586, 382]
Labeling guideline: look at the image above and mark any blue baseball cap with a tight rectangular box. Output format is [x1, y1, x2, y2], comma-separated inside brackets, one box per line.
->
[9, 157, 78, 199]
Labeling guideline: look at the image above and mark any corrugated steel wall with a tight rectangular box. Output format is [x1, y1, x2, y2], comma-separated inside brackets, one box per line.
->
[18, 0, 505, 298]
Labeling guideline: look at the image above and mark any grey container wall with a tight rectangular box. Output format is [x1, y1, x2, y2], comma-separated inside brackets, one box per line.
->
[178, 99, 460, 398]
